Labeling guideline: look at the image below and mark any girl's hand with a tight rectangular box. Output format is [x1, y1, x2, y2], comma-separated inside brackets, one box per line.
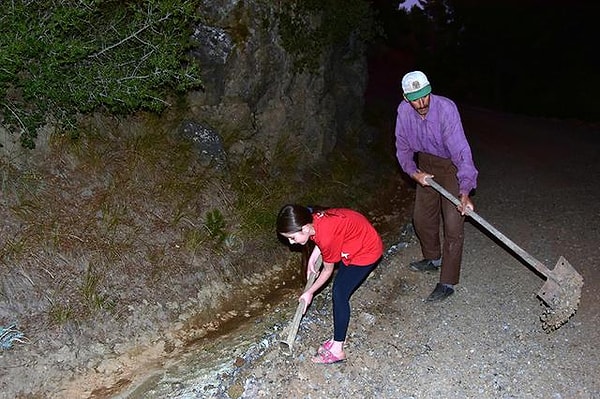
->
[307, 247, 322, 279]
[299, 291, 313, 314]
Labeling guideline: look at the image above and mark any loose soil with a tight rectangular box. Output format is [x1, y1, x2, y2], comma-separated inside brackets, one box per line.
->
[1, 108, 599, 398]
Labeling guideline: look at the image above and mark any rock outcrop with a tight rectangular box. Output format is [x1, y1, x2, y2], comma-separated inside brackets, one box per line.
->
[184, 0, 368, 167]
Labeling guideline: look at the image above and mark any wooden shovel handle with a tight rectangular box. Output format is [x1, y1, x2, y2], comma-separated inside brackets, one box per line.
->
[425, 177, 550, 276]
[280, 255, 322, 353]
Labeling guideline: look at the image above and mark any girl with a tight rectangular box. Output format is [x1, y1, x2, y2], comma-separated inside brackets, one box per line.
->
[276, 204, 383, 364]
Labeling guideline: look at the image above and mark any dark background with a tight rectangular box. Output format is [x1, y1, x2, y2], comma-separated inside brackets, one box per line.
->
[367, 0, 598, 123]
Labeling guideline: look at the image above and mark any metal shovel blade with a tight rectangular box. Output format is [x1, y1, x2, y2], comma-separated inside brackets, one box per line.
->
[538, 256, 584, 332]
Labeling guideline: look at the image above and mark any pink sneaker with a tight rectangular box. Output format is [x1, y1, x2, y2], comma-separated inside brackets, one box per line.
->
[318, 339, 334, 355]
[312, 348, 346, 364]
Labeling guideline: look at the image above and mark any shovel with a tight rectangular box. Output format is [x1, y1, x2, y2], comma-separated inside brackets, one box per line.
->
[426, 177, 583, 332]
[279, 255, 322, 355]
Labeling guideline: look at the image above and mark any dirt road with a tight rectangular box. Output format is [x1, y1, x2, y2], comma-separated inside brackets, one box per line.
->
[121, 106, 599, 399]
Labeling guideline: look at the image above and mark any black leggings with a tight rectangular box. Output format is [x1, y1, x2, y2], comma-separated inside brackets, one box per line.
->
[332, 261, 378, 342]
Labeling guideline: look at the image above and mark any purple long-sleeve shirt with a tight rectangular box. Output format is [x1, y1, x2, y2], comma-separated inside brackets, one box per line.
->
[394, 94, 478, 195]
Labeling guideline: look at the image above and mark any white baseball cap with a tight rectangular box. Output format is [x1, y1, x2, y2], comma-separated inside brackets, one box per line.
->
[402, 71, 431, 101]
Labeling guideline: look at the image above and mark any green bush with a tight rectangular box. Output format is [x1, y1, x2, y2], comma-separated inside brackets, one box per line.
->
[0, 0, 203, 148]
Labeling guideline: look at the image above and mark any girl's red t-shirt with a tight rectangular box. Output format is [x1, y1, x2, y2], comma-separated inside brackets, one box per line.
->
[311, 208, 383, 266]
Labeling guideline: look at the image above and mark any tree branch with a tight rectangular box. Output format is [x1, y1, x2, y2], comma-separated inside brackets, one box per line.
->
[88, 13, 171, 59]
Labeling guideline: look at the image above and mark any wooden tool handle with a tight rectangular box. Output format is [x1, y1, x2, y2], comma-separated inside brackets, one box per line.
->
[280, 255, 322, 354]
[425, 177, 550, 276]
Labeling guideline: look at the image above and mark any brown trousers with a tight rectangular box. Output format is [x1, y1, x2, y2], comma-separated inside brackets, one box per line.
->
[414, 153, 465, 285]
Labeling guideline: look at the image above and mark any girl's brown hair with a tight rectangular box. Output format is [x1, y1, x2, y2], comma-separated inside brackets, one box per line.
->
[276, 204, 313, 234]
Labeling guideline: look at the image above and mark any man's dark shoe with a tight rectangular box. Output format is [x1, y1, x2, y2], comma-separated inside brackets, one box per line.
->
[425, 283, 454, 302]
[409, 259, 441, 272]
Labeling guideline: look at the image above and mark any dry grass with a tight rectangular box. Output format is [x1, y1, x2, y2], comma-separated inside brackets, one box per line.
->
[0, 114, 392, 342]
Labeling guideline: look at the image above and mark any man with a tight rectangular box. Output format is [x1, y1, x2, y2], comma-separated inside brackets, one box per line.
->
[394, 71, 478, 301]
